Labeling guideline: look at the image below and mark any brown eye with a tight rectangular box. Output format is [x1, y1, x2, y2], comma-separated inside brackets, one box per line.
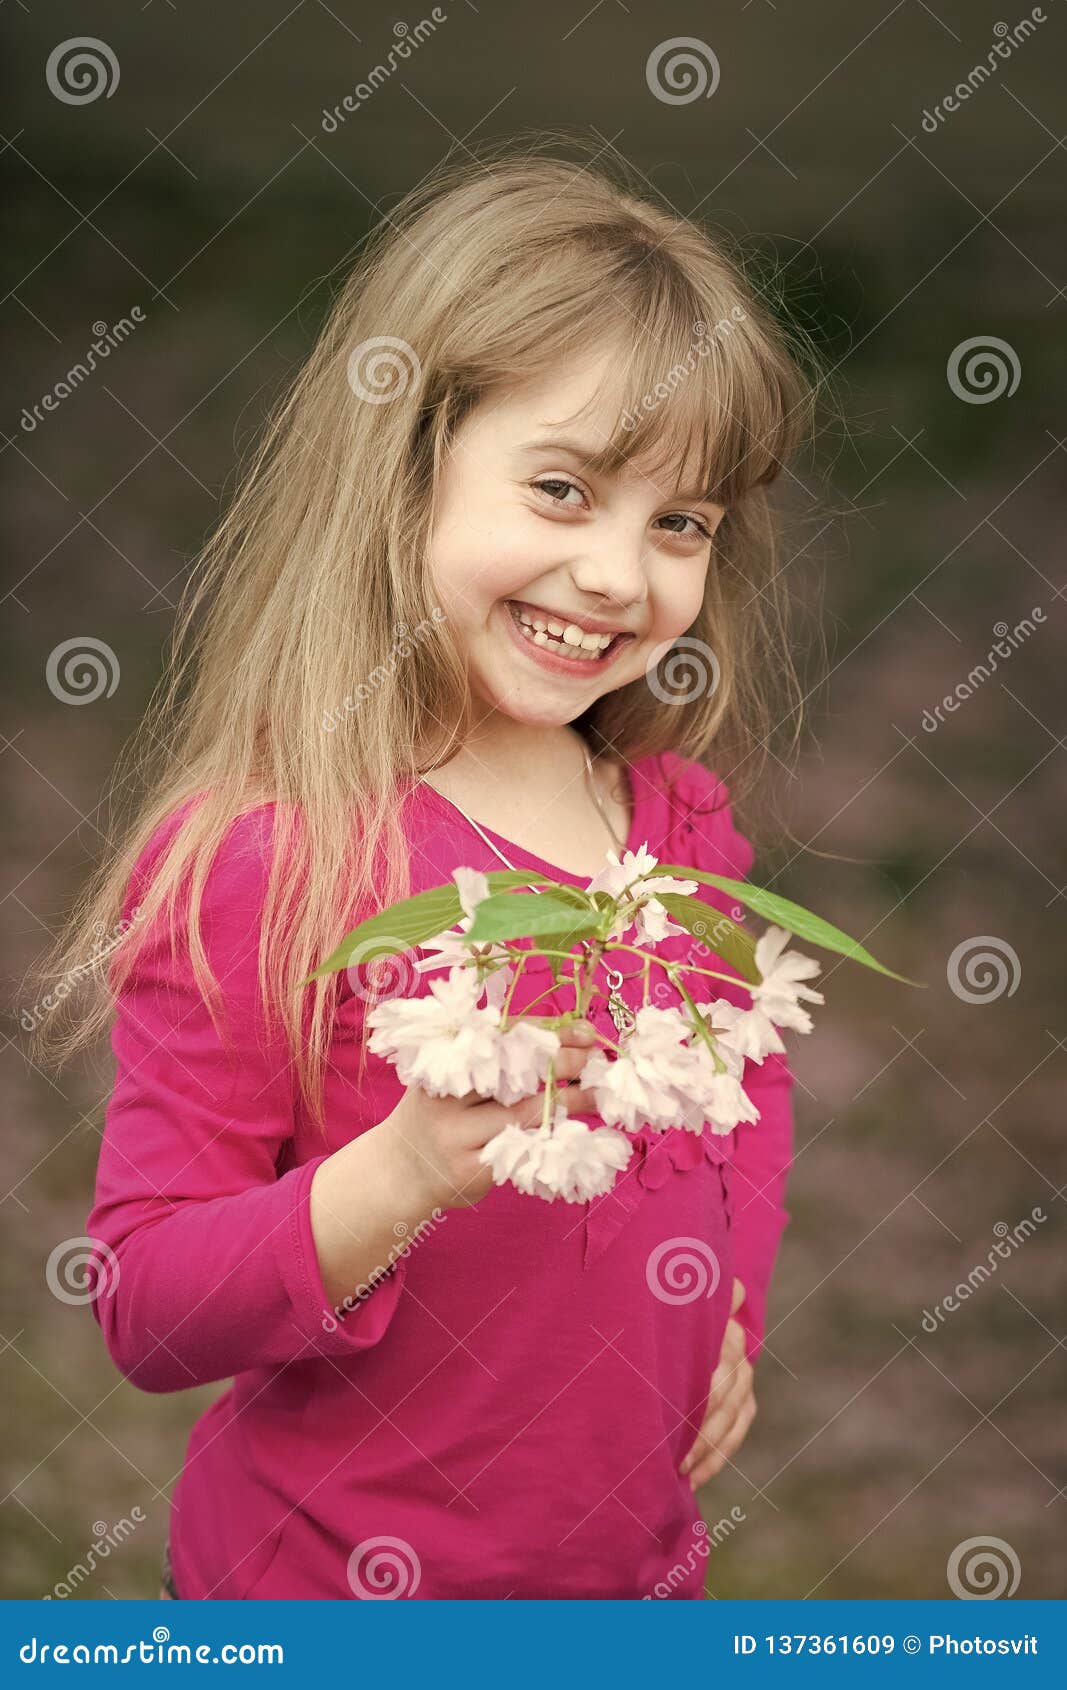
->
[533, 476, 586, 508]
[657, 512, 714, 541]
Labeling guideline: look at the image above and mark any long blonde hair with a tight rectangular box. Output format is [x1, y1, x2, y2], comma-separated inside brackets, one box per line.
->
[26, 133, 823, 1127]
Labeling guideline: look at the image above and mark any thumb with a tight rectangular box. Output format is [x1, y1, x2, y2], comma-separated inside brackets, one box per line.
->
[730, 1276, 746, 1317]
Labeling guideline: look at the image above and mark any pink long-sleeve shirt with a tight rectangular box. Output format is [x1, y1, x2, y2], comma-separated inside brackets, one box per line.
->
[85, 750, 794, 1600]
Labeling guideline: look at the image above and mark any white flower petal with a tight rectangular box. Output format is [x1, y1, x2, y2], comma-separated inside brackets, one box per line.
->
[703, 1072, 760, 1134]
[692, 997, 785, 1065]
[453, 865, 491, 921]
[490, 1020, 561, 1105]
[479, 1104, 632, 1203]
[750, 927, 824, 1038]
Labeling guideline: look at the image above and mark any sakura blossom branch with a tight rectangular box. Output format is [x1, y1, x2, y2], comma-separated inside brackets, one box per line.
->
[304, 843, 915, 1205]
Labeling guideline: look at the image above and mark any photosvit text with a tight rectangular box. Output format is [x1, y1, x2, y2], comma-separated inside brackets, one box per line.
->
[733, 1634, 1039, 1656]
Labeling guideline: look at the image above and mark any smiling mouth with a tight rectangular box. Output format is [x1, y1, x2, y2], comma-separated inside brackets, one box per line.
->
[504, 600, 634, 662]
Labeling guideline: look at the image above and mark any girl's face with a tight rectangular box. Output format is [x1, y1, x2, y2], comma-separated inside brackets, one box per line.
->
[426, 346, 725, 728]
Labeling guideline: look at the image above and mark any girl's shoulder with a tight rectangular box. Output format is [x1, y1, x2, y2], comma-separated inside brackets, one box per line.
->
[124, 791, 281, 917]
[640, 749, 754, 879]
[113, 795, 288, 1015]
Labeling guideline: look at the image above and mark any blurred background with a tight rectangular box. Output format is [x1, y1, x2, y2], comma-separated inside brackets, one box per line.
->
[3, 0, 1064, 1600]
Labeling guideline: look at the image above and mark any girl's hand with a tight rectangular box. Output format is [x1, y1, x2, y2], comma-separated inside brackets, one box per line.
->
[679, 1278, 755, 1490]
[376, 1017, 602, 1214]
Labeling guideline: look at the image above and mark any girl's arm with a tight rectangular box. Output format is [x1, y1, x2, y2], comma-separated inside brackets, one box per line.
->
[669, 752, 796, 1366]
[724, 1050, 794, 1364]
[84, 804, 412, 1394]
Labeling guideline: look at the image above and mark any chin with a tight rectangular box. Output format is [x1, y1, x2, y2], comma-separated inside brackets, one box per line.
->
[477, 684, 582, 727]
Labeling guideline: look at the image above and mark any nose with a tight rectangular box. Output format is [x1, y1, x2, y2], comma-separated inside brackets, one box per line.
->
[568, 523, 650, 615]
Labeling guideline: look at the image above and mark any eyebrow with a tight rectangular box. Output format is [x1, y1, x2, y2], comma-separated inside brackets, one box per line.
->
[514, 435, 716, 506]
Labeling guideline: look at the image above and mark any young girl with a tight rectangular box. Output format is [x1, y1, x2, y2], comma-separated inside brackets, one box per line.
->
[37, 140, 816, 1600]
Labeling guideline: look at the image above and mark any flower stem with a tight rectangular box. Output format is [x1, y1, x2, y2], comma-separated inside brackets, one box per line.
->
[593, 940, 761, 992]
[541, 1066, 556, 1134]
[674, 975, 728, 1073]
[498, 951, 529, 1028]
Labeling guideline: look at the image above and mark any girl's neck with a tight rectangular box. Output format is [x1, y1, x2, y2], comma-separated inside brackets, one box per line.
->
[426, 717, 592, 797]
[417, 716, 632, 874]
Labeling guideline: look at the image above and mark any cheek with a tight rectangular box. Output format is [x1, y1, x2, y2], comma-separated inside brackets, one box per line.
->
[430, 504, 560, 617]
[647, 572, 708, 641]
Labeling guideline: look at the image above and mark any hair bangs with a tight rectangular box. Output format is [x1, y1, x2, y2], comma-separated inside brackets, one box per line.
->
[551, 297, 805, 509]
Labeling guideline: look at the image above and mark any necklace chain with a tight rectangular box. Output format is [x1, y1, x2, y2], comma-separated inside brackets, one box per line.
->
[418, 744, 633, 1021]
[418, 739, 626, 888]
[580, 740, 628, 856]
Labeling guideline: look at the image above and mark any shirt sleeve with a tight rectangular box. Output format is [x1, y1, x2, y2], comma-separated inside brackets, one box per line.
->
[670, 754, 796, 1366]
[83, 800, 407, 1394]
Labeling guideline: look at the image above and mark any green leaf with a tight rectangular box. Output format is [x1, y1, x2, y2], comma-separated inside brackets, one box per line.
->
[481, 869, 573, 892]
[535, 882, 600, 911]
[465, 891, 601, 946]
[300, 870, 571, 985]
[655, 865, 918, 984]
[300, 885, 469, 984]
[521, 924, 598, 986]
[655, 893, 759, 984]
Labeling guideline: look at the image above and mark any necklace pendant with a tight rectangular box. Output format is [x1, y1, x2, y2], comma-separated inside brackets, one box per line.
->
[604, 967, 636, 1036]
[607, 992, 635, 1036]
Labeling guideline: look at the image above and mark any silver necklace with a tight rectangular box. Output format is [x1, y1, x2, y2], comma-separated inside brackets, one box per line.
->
[418, 743, 634, 1033]
[419, 739, 627, 879]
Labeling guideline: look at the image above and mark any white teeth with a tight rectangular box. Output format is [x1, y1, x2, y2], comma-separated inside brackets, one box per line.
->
[508, 602, 615, 660]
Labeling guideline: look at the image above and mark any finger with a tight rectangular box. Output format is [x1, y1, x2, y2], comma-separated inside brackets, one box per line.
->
[698, 1366, 746, 1436]
[680, 1374, 751, 1473]
[687, 1397, 757, 1489]
[700, 1321, 748, 1407]
[553, 1047, 595, 1084]
[686, 1396, 758, 1489]
[556, 1018, 599, 1047]
[718, 1314, 747, 1363]
[680, 1348, 752, 1461]
[453, 1021, 598, 1106]
[683, 1385, 748, 1468]
[555, 1085, 601, 1117]
[709, 1325, 749, 1391]
[465, 1077, 603, 1146]
[730, 1276, 746, 1316]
